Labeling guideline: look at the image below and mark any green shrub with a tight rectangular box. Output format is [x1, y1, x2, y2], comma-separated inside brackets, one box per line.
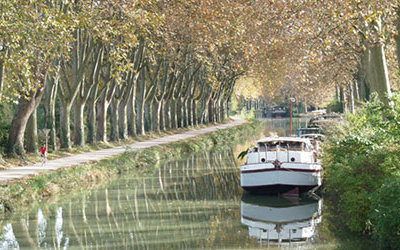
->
[239, 108, 255, 120]
[0, 103, 13, 154]
[370, 177, 400, 249]
[0, 124, 9, 154]
[323, 94, 400, 244]
[326, 100, 343, 113]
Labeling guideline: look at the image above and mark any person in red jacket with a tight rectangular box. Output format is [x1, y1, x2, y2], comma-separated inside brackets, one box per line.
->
[39, 145, 47, 166]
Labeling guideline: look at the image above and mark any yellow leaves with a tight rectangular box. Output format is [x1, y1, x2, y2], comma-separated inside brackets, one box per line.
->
[235, 76, 263, 99]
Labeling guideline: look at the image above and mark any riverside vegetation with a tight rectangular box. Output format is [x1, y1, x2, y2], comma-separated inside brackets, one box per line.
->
[0, 121, 263, 217]
[323, 94, 400, 249]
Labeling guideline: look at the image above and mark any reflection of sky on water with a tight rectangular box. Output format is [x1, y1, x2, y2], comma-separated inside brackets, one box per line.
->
[241, 195, 322, 246]
[37, 208, 47, 247]
[1, 223, 19, 249]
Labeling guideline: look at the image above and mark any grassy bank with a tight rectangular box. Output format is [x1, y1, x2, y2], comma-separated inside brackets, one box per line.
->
[322, 95, 400, 249]
[0, 121, 263, 217]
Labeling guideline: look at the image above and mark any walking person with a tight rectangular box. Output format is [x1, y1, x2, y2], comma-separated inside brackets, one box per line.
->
[39, 145, 47, 167]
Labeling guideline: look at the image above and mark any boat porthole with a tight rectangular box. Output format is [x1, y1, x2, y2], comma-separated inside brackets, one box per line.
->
[261, 158, 266, 163]
[291, 157, 295, 162]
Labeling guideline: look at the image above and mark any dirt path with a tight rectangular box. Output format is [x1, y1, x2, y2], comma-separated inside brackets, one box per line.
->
[0, 119, 245, 183]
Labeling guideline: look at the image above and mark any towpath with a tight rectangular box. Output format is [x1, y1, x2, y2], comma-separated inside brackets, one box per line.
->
[0, 119, 245, 183]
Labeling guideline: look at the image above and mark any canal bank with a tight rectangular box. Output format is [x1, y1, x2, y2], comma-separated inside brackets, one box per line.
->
[0, 120, 263, 216]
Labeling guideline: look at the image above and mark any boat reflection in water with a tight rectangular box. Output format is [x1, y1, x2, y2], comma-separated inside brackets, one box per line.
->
[241, 194, 322, 246]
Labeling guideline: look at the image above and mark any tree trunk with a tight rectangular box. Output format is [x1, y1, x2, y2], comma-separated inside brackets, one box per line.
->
[192, 100, 198, 126]
[110, 100, 120, 141]
[8, 90, 44, 155]
[165, 100, 172, 130]
[0, 60, 4, 100]
[137, 99, 145, 135]
[396, 8, 400, 71]
[335, 85, 341, 102]
[73, 101, 85, 147]
[348, 83, 355, 114]
[339, 86, 347, 113]
[87, 100, 97, 144]
[146, 102, 152, 132]
[369, 43, 392, 105]
[187, 99, 193, 126]
[225, 98, 230, 118]
[60, 104, 72, 149]
[118, 103, 128, 140]
[25, 108, 38, 153]
[128, 93, 137, 137]
[177, 98, 183, 128]
[171, 100, 178, 129]
[219, 99, 225, 122]
[183, 99, 189, 127]
[97, 100, 107, 142]
[48, 84, 58, 151]
[160, 100, 166, 131]
[303, 98, 308, 113]
[207, 100, 213, 124]
[353, 80, 360, 101]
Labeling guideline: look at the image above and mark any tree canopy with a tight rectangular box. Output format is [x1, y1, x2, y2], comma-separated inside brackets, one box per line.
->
[1, 0, 400, 153]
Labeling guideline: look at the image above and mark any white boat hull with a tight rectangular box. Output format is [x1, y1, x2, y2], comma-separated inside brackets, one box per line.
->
[240, 163, 322, 194]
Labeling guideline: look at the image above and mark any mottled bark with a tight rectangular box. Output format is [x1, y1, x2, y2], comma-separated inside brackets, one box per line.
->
[44, 73, 59, 151]
[59, 104, 72, 149]
[348, 83, 355, 114]
[110, 99, 120, 141]
[136, 70, 146, 136]
[87, 91, 97, 144]
[73, 102, 85, 146]
[396, 8, 400, 70]
[25, 108, 38, 153]
[8, 89, 44, 155]
[369, 43, 392, 104]
[96, 100, 107, 142]
[0, 60, 4, 100]
[160, 100, 166, 131]
[339, 86, 347, 113]
[118, 103, 128, 140]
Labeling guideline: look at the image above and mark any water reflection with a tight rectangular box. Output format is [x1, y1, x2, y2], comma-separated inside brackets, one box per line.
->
[0, 133, 332, 249]
[0, 149, 249, 249]
[241, 194, 322, 246]
[0, 224, 19, 249]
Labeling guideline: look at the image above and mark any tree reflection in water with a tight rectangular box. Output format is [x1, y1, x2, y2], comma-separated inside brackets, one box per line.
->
[0, 149, 259, 249]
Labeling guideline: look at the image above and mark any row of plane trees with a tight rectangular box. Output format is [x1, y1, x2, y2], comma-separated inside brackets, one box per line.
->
[0, 1, 244, 155]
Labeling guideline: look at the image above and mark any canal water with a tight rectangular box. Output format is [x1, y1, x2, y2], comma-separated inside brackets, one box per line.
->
[0, 119, 368, 249]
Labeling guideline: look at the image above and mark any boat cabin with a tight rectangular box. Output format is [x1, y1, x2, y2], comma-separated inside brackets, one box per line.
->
[296, 127, 322, 137]
[247, 137, 315, 164]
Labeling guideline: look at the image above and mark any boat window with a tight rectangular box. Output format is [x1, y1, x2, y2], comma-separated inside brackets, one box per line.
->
[258, 143, 267, 152]
[287, 141, 304, 151]
[279, 141, 289, 150]
[264, 141, 279, 151]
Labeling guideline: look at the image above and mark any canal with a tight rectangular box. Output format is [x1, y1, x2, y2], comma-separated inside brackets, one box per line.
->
[0, 119, 372, 249]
